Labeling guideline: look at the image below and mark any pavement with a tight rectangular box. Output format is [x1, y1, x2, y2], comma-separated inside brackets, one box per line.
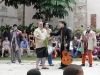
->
[0, 60, 100, 75]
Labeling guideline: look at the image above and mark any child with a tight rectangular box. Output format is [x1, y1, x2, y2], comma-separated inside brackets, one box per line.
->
[63, 64, 84, 75]
[27, 69, 41, 75]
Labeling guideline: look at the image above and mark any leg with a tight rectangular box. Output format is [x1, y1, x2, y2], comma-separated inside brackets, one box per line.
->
[16, 49, 21, 63]
[73, 50, 78, 58]
[88, 50, 92, 67]
[70, 49, 74, 57]
[35, 47, 44, 69]
[59, 45, 67, 69]
[48, 54, 53, 65]
[1, 48, 5, 57]
[20, 48, 24, 56]
[11, 44, 16, 63]
[40, 58, 42, 65]
[26, 48, 30, 56]
[7, 48, 11, 57]
[82, 46, 86, 65]
[36, 58, 40, 69]
[42, 47, 49, 69]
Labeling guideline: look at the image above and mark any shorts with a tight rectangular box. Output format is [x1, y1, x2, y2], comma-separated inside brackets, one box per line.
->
[36, 47, 48, 58]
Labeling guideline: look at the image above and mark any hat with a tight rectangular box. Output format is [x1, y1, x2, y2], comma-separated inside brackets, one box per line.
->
[13, 24, 17, 27]
[59, 19, 67, 26]
[59, 19, 66, 23]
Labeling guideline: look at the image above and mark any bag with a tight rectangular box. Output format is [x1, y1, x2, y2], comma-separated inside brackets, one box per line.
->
[48, 46, 54, 55]
[78, 47, 82, 52]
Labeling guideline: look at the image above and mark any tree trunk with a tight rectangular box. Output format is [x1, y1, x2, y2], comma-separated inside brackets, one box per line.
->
[23, 4, 25, 27]
[0, 0, 4, 4]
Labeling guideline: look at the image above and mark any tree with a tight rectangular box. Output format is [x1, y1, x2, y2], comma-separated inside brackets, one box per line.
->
[4, 0, 76, 21]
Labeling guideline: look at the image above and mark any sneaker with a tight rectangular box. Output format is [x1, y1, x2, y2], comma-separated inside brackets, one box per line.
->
[89, 64, 92, 67]
[1, 55, 3, 57]
[80, 64, 85, 66]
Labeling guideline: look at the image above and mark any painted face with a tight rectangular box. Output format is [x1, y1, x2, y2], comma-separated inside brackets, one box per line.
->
[86, 25, 90, 31]
[13, 26, 17, 31]
[58, 22, 62, 28]
[45, 23, 49, 28]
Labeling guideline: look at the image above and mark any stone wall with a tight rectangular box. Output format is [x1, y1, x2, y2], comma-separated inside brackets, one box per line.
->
[73, 0, 87, 30]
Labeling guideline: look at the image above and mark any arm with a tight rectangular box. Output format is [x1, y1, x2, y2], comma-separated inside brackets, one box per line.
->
[65, 28, 72, 45]
[93, 32, 97, 47]
[34, 30, 42, 40]
[50, 29, 61, 36]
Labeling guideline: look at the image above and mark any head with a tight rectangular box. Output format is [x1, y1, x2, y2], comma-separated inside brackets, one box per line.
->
[86, 25, 91, 31]
[37, 21, 43, 29]
[5, 28, 8, 32]
[13, 24, 17, 31]
[23, 30, 26, 33]
[58, 19, 67, 28]
[5, 37, 8, 41]
[76, 30, 80, 34]
[23, 38, 27, 43]
[30, 31, 33, 35]
[63, 64, 84, 75]
[52, 37, 56, 41]
[43, 22, 49, 29]
[27, 69, 41, 75]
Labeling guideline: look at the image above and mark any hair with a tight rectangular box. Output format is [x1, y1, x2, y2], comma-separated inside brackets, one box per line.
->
[59, 21, 67, 26]
[27, 69, 41, 75]
[43, 22, 46, 27]
[63, 64, 82, 75]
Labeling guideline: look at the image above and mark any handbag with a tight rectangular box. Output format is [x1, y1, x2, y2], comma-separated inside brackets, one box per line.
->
[48, 45, 54, 55]
[78, 47, 82, 52]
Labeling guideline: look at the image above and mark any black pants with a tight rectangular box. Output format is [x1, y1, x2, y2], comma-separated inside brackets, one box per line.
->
[60, 44, 69, 67]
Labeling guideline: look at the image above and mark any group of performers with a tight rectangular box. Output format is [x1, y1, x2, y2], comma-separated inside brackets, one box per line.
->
[9, 19, 97, 70]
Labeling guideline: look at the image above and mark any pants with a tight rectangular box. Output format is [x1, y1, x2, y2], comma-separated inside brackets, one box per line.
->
[20, 48, 30, 56]
[11, 44, 21, 63]
[40, 54, 53, 65]
[82, 45, 92, 64]
[70, 49, 78, 58]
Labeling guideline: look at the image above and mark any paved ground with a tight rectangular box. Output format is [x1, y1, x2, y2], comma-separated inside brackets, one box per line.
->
[0, 60, 100, 75]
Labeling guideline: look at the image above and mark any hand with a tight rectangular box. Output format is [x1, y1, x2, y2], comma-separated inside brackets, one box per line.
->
[64, 44, 68, 47]
[64, 50, 67, 54]
[48, 37, 53, 40]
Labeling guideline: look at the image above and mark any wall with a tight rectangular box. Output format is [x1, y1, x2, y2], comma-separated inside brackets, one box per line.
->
[87, 0, 100, 29]
[0, 2, 20, 26]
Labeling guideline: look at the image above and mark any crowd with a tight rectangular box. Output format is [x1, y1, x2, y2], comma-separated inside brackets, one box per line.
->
[0, 22, 100, 60]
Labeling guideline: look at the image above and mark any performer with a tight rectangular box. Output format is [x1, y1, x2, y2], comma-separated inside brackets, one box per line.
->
[34, 21, 50, 70]
[50, 19, 72, 69]
[10, 24, 22, 63]
[39, 22, 54, 66]
[81, 25, 97, 67]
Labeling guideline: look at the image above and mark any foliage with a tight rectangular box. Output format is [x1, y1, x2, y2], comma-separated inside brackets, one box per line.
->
[4, 0, 76, 21]
[17, 23, 37, 35]
[0, 24, 12, 34]
[49, 25, 59, 32]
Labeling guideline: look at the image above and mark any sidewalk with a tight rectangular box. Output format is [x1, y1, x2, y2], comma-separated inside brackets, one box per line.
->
[0, 60, 100, 75]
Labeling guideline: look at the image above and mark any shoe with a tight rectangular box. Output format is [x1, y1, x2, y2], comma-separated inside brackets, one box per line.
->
[49, 64, 54, 66]
[80, 64, 85, 66]
[58, 66, 64, 69]
[12, 61, 15, 63]
[89, 64, 92, 67]
[39, 64, 42, 66]
[1, 55, 3, 57]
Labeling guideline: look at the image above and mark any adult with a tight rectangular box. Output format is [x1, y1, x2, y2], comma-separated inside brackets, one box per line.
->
[81, 25, 97, 67]
[50, 19, 72, 69]
[40, 22, 54, 66]
[1, 37, 10, 57]
[10, 24, 22, 63]
[34, 21, 50, 70]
